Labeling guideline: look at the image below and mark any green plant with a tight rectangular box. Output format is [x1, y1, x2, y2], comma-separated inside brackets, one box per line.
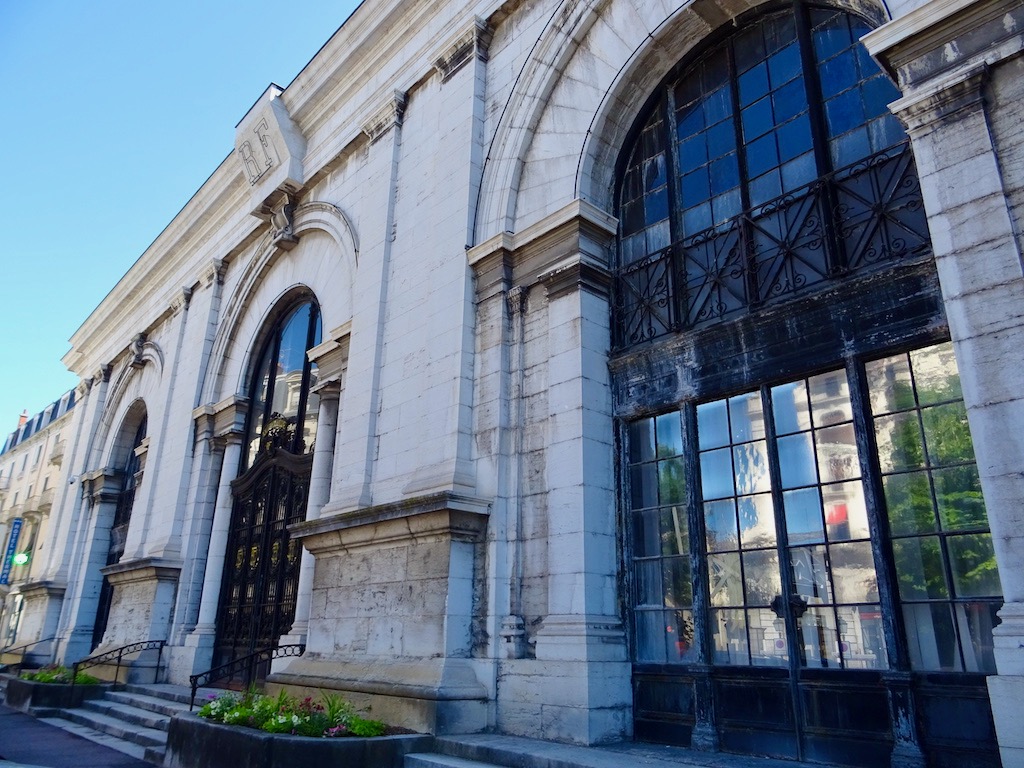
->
[196, 689, 391, 738]
[20, 665, 100, 685]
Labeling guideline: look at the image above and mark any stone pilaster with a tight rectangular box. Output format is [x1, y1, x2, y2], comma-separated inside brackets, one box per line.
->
[865, 2, 1024, 764]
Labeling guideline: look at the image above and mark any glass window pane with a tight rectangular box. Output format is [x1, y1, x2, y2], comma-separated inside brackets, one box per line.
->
[784, 488, 824, 545]
[748, 608, 789, 666]
[659, 457, 686, 504]
[830, 541, 879, 603]
[910, 342, 962, 404]
[866, 353, 914, 415]
[630, 463, 659, 510]
[734, 442, 771, 495]
[823, 480, 869, 541]
[768, 43, 801, 87]
[700, 447, 734, 500]
[772, 380, 811, 435]
[705, 499, 739, 552]
[776, 116, 812, 163]
[742, 98, 775, 143]
[707, 120, 736, 159]
[808, 370, 852, 423]
[749, 170, 782, 207]
[629, 418, 656, 463]
[922, 401, 976, 466]
[655, 412, 683, 456]
[301, 381, 319, 454]
[904, 602, 961, 671]
[791, 545, 833, 604]
[635, 559, 663, 607]
[709, 552, 744, 606]
[934, 466, 987, 531]
[892, 536, 948, 600]
[730, 393, 767, 442]
[815, 423, 859, 483]
[874, 412, 925, 472]
[780, 151, 816, 192]
[635, 610, 668, 663]
[739, 493, 776, 549]
[633, 508, 662, 557]
[743, 549, 781, 607]
[661, 506, 689, 556]
[837, 605, 886, 669]
[778, 432, 817, 488]
[956, 602, 999, 674]
[831, 126, 870, 169]
[704, 85, 733, 124]
[698, 399, 729, 449]
[883, 472, 935, 534]
[799, 607, 840, 668]
[663, 556, 693, 608]
[738, 61, 769, 107]
[948, 533, 1001, 598]
[712, 608, 749, 664]
[667, 610, 697, 663]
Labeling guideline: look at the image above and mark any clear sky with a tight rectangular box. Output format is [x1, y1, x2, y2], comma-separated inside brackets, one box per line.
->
[0, 0, 361, 438]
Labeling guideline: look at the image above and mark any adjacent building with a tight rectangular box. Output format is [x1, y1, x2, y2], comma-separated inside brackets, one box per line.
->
[0, 392, 76, 654]
[5, 0, 1024, 764]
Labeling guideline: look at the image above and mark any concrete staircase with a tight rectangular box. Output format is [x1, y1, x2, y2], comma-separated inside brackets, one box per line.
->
[38, 683, 215, 765]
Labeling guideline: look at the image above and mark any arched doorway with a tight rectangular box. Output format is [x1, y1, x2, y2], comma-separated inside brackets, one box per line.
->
[613, 4, 1002, 765]
[213, 298, 322, 677]
[93, 415, 147, 650]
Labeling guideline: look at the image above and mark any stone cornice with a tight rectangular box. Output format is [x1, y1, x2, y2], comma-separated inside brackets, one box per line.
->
[432, 16, 492, 82]
[192, 394, 249, 442]
[101, 556, 183, 583]
[293, 491, 490, 552]
[863, 0, 1024, 86]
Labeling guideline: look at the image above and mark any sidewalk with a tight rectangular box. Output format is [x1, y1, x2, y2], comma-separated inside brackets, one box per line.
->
[0, 705, 152, 768]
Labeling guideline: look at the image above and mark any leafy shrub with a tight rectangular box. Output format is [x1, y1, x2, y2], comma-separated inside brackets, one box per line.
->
[20, 665, 100, 685]
[197, 689, 391, 738]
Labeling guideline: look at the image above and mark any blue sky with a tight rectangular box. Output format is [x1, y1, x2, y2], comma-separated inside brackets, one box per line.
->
[0, 0, 360, 435]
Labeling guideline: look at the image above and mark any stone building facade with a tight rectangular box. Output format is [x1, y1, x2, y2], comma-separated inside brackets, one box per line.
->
[5, 0, 1024, 764]
[0, 391, 76, 656]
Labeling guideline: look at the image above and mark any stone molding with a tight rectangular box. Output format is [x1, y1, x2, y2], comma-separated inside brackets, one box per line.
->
[192, 394, 249, 445]
[863, 0, 1024, 87]
[306, 322, 351, 385]
[361, 90, 408, 143]
[889, 63, 988, 136]
[17, 580, 67, 600]
[468, 198, 616, 301]
[291, 491, 490, 552]
[100, 556, 183, 585]
[432, 16, 492, 82]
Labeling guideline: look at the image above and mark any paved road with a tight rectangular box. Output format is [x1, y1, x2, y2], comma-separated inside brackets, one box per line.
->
[0, 705, 151, 768]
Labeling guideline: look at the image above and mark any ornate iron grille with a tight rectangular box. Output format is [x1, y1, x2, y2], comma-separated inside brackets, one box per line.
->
[614, 143, 929, 347]
[213, 448, 311, 681]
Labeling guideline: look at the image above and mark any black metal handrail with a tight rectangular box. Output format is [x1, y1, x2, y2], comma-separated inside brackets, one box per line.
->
[71, 639, 166, 693]
[188, 644, 305, 710]
[0, 636, 55, 673]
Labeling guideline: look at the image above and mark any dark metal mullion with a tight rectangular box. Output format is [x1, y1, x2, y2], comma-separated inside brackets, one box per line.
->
[806, 418, 843, 669]
[293, 305, 319, 454]
[661, 92, 688, 333]
[762, 384, 806, 760]
[684, 402, 721, 751]
[727, 43, 758, 312]
[848, 359, 908, 669]
[793, 2, 847, 276]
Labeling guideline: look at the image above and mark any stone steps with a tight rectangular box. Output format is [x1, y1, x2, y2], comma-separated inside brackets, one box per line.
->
[35, 682, 218, 766]
[406, 755, 499, 768]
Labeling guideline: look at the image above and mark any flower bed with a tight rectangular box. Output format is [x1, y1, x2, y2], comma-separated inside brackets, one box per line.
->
[3, 670, 111, 713]
[164, 714, 434, 768]
[163, 690, 433, 768]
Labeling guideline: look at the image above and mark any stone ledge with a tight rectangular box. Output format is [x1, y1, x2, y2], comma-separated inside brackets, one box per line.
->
[293, 491, 489, 553]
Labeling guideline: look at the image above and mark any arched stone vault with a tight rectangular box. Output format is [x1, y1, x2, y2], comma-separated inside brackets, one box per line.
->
[201, 202, 357, 406]
[475, 0, 890, 244]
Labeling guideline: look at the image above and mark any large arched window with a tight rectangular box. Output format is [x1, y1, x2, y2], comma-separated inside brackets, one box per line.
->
[242, 300, 323, 469]
[614, 4, 930, 345]
[215, 297, 322, 677]
[614, 6, 1001, 765]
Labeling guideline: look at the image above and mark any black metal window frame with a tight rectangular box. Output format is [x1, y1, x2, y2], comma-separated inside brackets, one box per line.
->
[612, 1, 930, 350]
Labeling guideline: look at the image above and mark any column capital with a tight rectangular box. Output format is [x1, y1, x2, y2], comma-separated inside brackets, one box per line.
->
[307, 321, 350, 385]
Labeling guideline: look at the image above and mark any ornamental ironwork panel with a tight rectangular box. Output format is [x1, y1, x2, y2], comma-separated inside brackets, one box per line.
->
[214, 448, 312, 679]
[613, 144, 929, 348]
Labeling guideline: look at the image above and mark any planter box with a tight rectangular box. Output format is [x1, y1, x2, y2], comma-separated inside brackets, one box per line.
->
[3, 675, 113, 712]
[164, 713, 435, 768]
